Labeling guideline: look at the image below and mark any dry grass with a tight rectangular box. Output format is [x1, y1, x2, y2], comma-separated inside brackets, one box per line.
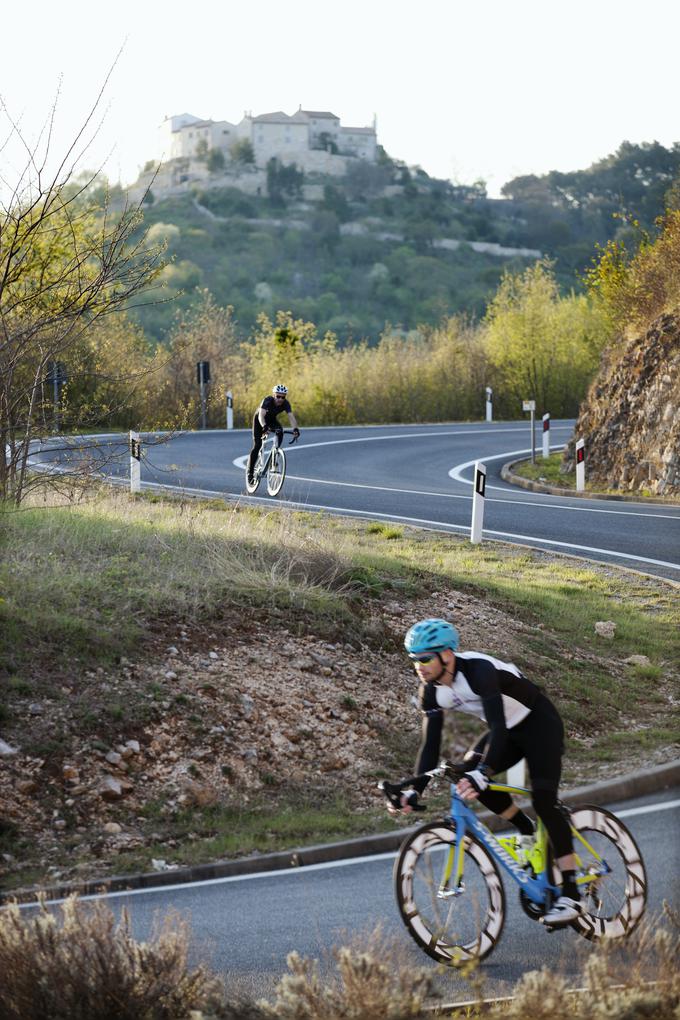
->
[0, 900, 678, 1019]
[260, 927, 432, 1020]
[0, 894, 225, 1020]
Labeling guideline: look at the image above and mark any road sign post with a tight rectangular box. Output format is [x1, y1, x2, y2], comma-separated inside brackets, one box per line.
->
[542, 413, 550, 459]
[485, 386, 493, 423]
[576, 438, 585, 491]
[226, 390, 234, 430]
[470, 461, 487, 544]
[46, 361, 67, 433]
[523, 400, 536, 463]
[196, 361, 211, 430]
[129, 431, 141, 493]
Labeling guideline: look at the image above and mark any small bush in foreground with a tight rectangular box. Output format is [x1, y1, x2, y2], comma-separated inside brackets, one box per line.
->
[0, 895, 225, 1020]
[260, 928, 432, 1020]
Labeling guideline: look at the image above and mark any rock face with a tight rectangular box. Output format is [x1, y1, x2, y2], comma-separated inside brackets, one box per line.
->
[563, 313, 680, 496]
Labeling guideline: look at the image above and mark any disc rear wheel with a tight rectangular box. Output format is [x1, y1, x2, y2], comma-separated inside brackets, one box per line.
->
[569, 805, 647, 940]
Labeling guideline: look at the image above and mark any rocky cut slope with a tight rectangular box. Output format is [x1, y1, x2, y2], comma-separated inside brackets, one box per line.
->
[563, 313, 680, 496]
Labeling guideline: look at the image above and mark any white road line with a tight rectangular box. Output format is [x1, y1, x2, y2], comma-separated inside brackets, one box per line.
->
[232, 469, 679, 521]
[16, 798, 679, 907]
[616, 798, 680, 819]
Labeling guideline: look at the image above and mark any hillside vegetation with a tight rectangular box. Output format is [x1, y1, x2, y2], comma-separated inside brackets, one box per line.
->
[131, 140, 680, 343]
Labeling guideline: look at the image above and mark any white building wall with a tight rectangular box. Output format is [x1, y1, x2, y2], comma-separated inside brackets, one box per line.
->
[306, 115, 340, 148]
[338, 128, 377, 160]
[252, 122, 309, 165]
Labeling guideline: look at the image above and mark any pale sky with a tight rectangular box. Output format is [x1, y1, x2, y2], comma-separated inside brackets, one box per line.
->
[2, 0, 678, 199]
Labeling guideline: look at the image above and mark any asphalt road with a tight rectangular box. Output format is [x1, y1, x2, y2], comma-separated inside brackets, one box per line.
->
[34, 421, 680, 581]
[20, 789, 680, 1005]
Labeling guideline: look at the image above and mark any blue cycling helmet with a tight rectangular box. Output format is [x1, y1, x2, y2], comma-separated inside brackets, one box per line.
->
[404, 618, 459, 656]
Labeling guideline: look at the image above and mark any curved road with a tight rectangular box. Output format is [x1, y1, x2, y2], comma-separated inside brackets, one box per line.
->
[19, 789, 680, 1004]
[33, 421, 680, 581]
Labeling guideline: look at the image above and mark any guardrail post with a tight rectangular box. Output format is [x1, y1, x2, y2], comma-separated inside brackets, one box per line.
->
[576, 438, 585, 491]
[129, 431, 141, 493]
[470, 461, 486, 544]
[485, 386, 493, 423]
[226, 390, 234, 430]
[542, 413, 550, 459]
[507, 760, 526, 788]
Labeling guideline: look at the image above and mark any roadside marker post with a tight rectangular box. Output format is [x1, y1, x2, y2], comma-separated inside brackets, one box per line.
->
[523, 399, 536, 463]
[542, 413, 550, 459]
[576, 438, 585, 491]
[470, 461, 487, 544]
[226, 390, 234, 430]
[485, 386, 493, 423]
[129, 431, 141, 493]
[507, 760, 526, 788]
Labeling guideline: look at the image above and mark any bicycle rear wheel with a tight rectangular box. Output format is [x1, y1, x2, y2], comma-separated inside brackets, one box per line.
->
[266, 447, 286, 496]
[569, 805, 647, 940]
[394, 821, 505, 965]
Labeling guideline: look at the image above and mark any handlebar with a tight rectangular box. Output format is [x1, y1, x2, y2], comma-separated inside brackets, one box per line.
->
[263, 428, 299, 445]
[378, 760, 473, 813]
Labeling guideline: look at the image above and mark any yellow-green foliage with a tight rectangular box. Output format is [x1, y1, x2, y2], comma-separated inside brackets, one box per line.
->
[587, 209, 680, 333]
[484, 260, 609, 415]
[238, 310, 488, 425]
[21, 263, 612, 432]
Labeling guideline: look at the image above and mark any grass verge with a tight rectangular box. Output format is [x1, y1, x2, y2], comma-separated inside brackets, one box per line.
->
[0, 484, 678, 887]
[510, 453, 675, 500]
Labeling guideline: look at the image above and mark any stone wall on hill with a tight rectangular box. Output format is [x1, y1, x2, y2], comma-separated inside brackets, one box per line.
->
[562, 313, 680, 496]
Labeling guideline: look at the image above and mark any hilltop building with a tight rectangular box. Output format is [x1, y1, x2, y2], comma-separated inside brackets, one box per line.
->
[159, 107, 378, 171]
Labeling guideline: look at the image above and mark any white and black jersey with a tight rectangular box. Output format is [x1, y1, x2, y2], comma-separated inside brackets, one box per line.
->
[415, 652, 541, 782]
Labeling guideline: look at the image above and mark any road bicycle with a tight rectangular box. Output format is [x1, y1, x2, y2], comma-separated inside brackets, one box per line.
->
[245, 429, 298, 497]
[379, 762, 647, 965]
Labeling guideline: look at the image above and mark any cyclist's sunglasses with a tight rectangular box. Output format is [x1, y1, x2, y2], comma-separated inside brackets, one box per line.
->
[274, 394, 286, 399]
[408, 652, 440, 665]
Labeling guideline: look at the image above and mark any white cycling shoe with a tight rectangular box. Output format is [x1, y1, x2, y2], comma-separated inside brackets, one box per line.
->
[542, 896, 583, 926]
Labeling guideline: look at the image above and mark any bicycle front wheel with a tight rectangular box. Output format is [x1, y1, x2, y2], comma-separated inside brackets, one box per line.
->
[266, 447, 286, 496]
[569, 805, 647, 941]
[394, 821, 505, 965]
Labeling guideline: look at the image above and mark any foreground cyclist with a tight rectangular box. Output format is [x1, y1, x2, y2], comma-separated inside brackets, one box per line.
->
[246, 384, 300, 485]
[390, 618, 583, 926]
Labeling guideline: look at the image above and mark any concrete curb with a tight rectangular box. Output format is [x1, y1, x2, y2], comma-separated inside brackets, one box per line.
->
[501, 460, 679, 506]
[4, 760, 678, 905]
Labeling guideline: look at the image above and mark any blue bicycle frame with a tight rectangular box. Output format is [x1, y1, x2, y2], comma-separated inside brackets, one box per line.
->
[447, 782, 560, 908]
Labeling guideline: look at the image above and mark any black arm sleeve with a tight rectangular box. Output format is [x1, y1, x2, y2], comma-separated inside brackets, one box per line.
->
[413, 683, 443, 793]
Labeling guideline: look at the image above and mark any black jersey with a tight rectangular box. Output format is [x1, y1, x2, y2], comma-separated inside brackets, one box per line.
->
[259, 395, 292, 426]
[415, 652, 540, 782]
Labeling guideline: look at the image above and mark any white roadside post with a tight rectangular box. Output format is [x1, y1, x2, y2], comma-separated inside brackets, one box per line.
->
[226, 390, 234, 430]
[470, 461, 487, 544]
[522, 399, 536, 463]
[576, 438, 586, 491]
[129, 431, 141, 493]
[485, 386, 493, 423]
[542, 413, 550, 459]
[507, 760, 526, 789]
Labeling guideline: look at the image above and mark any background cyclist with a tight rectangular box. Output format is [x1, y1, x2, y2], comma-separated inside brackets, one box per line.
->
[246, 384, 300, 485]
[391, 617, 583, 926]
